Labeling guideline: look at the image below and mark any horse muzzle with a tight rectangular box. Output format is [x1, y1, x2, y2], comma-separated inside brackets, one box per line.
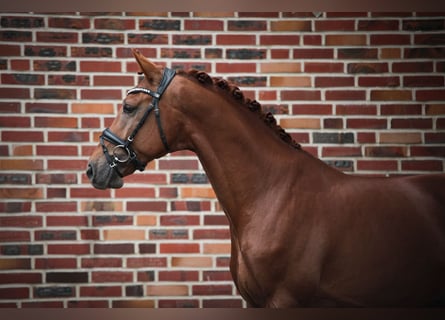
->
[86, 159, 124, 190]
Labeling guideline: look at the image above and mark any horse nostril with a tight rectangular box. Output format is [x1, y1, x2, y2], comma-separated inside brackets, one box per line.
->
[86, 163, 94, 180]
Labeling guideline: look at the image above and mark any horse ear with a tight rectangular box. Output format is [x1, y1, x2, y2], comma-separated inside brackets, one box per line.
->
[131, 49, 162, 84]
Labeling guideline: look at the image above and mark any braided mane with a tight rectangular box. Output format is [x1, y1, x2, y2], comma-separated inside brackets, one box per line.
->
[178, 69, 301, 150]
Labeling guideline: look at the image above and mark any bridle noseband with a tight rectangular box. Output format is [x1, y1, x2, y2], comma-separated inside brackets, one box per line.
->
[100, 67, 176, 177]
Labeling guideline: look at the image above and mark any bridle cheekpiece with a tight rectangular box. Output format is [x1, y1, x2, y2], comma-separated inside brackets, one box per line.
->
[99, 67, 176, 177]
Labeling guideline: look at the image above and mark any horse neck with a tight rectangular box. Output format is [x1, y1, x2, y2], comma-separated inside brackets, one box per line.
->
[176, 80, 317, 224]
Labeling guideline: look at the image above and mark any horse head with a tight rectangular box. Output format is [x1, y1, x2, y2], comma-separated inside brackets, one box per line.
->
[86, 49, 183, 189]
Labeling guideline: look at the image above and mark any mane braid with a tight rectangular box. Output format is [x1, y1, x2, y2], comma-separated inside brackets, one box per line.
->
[179, 70, 301, 150]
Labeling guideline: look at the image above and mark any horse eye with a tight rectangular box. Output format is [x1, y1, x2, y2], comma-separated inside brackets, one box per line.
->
[123, 104, 135, 114]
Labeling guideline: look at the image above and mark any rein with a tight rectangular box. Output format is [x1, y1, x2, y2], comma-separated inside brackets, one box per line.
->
[100, 67, 176, 177]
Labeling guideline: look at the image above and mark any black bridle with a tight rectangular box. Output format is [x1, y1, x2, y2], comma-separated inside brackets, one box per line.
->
[100, 67, 176, 177]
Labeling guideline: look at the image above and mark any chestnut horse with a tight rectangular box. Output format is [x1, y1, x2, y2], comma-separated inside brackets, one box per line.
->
[87, 49, 445, 307]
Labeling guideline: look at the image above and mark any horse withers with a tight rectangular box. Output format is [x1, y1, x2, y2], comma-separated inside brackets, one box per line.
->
[87, 49, 445, 307]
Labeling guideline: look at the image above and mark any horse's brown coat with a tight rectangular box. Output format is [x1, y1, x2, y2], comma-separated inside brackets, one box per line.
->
[87, 50, 445, 307]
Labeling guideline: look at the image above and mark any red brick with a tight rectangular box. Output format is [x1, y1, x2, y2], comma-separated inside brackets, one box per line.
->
[0, 231, 30, 245]
[260, 35, 299, 45]
[381, 104, 422, 115]
[159, 271, 199, 282]
[322, 147, 362, 157]
[92, 271, 133, 283]
[371, 90, 412, 101]
[416, 90, 445, 101]
[358, 19, 400, 30]
[216, 63, 256, 73]
[304, 62, 343, 73]
[359, 76, 400, 87]
[315, 76, 354, 87]
[0, 87, 30, 99]
[315, 20, 355, 31]
[47, 244, 90, 255]
[127, 257, 167, 268]
[371, 34, 411, 45]
[365, 146, 407, 157]
[293, 104, 333, 115]
[402, 160, 443, 171]
[193, 229, 231, 239]
[282, 90, 321, 101]
[0, 216, 42, 228]
[392, 62, 433, 73]
[0, 287, 29, 299]
[326, 90, 366, 101]
[36, 201, 77, 212]
[80, 286, 122, 297]
[357, 160, 398, 171]
[46, 216, 88, 227]
[391, 119, 433, 129]
[185, 19, 223, 30]
[271, 20, 311, 31]
[0, 116, 30, 127]
[80, 61, 121, 72]
[160, 243, 200, 253]
[294, 48, 334, 59]
[326, 34, 367, 46]
[0, 188, 44, 199]
[336, 104, 377, 115]
[192, 284, 233, 296]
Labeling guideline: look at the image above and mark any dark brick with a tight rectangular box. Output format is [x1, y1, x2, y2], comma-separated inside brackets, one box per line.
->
[94, 243, 134, 254]
[25, 46, 67, 57]
[404, 47, 445, 59]
[1, 202, 31, 213]
[403, 19, 445, 31]
[71, 47, 113, 57]
[46, 272, 88, 283]
[161, 48, 201, 59]
[227, 76, 267, 87]
[34, 286, 74, 298]
[128, 33, 168, 44]
[338, 48, 378, 59]
[347, 63, 388, 74]
[0, 30, 32, 41]
[1, 245, 21, 255]
[172, 35, 212, 45]
[228, 20, 267, 31]
[33, 60, 76, 72]
[82, 32, 124, 44]
[28, 244, 44, 255]
[325, 160, 354, 171]
[313, 132, 355, 144]
[139, 243, 156, 254]
[34, 89, 76, 100]
[126, 285, 144, 297]
[415, 33, 445, 45]
[205, 48, 223, 59]
[93, 215, 133, 226]
[1, 16, 44, 28]
[226, 49, 266, 59]
[35, 230, 77, 241]
[0, 173, 31, 184]
[171, 173, 208, 184]
[140, 19, 180, 30]
[26, 103, 67, 114]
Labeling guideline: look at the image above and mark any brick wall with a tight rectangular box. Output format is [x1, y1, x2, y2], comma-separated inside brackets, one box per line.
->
[0, 12, 444, 308]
